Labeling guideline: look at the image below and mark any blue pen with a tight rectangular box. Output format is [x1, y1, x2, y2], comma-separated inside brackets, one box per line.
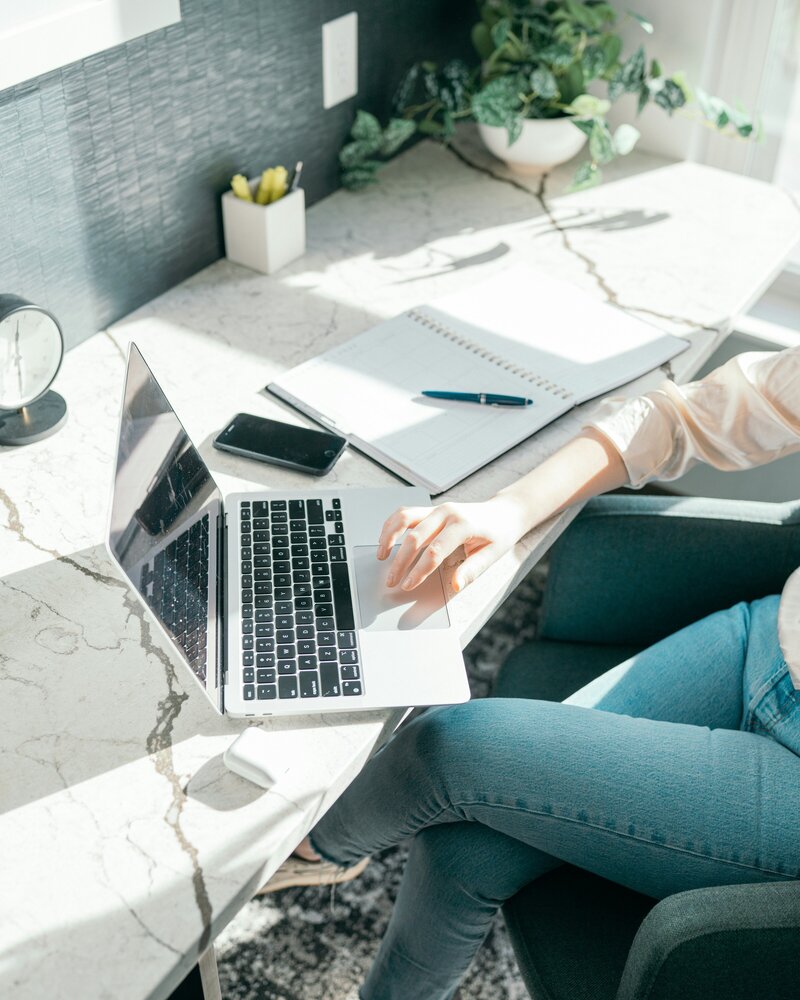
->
[422, 390, 533, 407]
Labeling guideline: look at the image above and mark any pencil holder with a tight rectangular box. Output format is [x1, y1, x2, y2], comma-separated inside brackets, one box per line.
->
[221, 180, 306, 275]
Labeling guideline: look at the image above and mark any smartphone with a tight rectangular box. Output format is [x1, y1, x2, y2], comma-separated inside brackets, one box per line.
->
[213, 412, 346, 476]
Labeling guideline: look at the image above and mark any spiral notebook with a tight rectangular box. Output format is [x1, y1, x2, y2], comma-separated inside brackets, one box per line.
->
[268, 267, 689, 493]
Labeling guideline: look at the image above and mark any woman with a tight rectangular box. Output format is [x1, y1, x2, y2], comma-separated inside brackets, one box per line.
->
[275, 345, 800, 1000]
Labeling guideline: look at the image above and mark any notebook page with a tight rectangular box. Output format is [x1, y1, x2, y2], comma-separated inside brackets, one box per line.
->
[425, 266, 688, 401]
[270, 313, 566, 490]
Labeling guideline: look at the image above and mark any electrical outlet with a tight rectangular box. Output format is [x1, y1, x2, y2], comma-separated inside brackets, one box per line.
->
[322, 12, 358, 109]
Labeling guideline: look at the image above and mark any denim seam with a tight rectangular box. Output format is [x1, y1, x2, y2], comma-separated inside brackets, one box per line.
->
[450, 799, 796, 880]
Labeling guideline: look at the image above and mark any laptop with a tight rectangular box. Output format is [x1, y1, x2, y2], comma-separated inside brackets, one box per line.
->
[106, 344, 470, 717]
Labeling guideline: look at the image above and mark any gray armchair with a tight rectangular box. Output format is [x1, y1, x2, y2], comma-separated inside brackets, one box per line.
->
[493, 494, 800, 1000]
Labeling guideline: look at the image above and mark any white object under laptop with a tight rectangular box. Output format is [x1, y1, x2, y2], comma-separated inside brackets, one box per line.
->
[106, 344, 469, 718]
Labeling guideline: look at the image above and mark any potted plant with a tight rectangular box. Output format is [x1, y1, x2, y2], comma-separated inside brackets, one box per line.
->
[341, 0, 755, 191]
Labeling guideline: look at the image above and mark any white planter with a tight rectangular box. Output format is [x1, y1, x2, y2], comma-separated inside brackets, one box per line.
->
[222, 180, 305, 275]
[477, 117, 587, 175]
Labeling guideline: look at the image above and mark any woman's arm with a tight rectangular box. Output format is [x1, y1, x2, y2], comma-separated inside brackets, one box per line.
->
[380, 345, 800, 593]
[378, 428, 627, 592]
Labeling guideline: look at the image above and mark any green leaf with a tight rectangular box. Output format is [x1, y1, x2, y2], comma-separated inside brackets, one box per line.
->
[539, 42, 575, 68]
[564, 0, 601, 31]
[471, 75, 524, 127]
[350, 110, 383, 152]
[339, 139, 379, 169]
[589, 119, 616, 164]
[557, 61, 586, 104]
[636, 83, 649, 114]
[613, 122, 640, 154]
[581, 44, 607, 80]
[341, 161, 381, 190]
[566, 94, 611, 117]
[568, 160, 601, 191]
[472, 21, 494, 60]
[506, 115, 523, 145]
[529, 66, 559, 99]
[491, 16, 511, 48]
[380, 118, 417, 157]
[392, 65, 418, 114]
[650, 58, 662, 78]
[417, 118, 445, 136]
[653, 78, 686, 113]
[627, 9, 654, 33]
[571, 117, 595, 137]
[599, 33, 623, 72]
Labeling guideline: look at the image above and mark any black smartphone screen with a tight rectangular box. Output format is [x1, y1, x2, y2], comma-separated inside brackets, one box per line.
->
[214, 413, 345, 473]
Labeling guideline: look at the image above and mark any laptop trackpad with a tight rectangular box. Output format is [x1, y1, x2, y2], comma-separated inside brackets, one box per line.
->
[353, 546, 451, 632]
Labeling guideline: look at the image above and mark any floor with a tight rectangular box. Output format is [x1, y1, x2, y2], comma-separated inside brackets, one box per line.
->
[215, 565, 548, 1000]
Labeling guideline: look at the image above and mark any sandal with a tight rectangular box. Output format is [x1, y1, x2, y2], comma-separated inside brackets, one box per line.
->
[255, 854, 369, 895]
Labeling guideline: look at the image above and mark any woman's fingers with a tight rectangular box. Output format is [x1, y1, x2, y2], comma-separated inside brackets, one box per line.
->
[397, 522, 471, 590]
[452, 543, 498, 592]
[377, 506, 431, 559]
[384, 508, 451, 586]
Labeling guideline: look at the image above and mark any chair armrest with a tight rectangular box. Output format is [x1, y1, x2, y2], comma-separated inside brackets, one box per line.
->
[617, 881, 800, 1000]
[540, 494, 800, 646]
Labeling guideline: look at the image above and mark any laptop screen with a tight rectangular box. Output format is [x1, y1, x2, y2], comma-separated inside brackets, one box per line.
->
[108, 344, 222, 699]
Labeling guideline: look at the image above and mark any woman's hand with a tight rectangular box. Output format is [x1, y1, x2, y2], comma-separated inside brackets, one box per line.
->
[377, 495, 529, 593]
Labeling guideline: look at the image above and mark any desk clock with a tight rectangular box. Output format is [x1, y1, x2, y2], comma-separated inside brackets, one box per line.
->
[0, 294, 67, 445]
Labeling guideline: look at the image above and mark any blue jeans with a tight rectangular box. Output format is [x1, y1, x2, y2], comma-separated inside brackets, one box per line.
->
[310, 596, 800, 1000]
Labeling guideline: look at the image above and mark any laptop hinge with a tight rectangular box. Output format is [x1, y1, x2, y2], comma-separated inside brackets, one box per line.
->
[216, 508, 227, 712]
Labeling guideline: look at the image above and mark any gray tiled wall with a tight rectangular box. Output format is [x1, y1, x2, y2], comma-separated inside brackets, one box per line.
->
[0, 0, 472, 349]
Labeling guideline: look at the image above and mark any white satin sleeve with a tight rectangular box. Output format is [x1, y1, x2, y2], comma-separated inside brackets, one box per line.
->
[585, 346, 800, 487]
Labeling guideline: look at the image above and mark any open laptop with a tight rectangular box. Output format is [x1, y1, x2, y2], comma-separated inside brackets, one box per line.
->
[106, 344, 470, 717]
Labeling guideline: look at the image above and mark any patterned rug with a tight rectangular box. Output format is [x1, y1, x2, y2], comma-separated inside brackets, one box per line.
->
[216, 564, 548, 1000]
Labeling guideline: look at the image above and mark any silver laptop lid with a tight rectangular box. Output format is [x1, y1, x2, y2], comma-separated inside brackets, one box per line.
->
[108, 344, 224, 710]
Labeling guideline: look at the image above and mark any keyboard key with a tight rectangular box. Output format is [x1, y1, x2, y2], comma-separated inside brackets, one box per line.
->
[328, 534, 344, 546]
[242, 620, 253, 635]
[310, 537, 326, 550]
[243, 684, 256, 701]
[276, 601, 292, 614]
[242, 606, 254, 620]
[271, 511, 288, 523]
[329, 547, 346, 562]
[300, 672, 320, 698]
[257, 668, 276, 684]
[257, 684, 277, 700]
[315, 603, 334, 618]
[318, 632, 335, 647]
[256, 624, 274, 637]
[277, 629, 295, 644]
[320, 662, 340, 697]
[311, 551, 328, 563]
[296, 610, 314, 625]
[278, 660, 296, 675]
[253, 501, 269, 516]
[340, 663, 360, 680]
[295, 596, 312, 610]
[256, 639, 275, 652]
[314, 589, 332, 603]
[342, 681, 362, 696]
[242, 636, 254, 650]
[255, 582, 272, 594]
[255, 569, 272, 581]
[274, 562, 290, 574]
[278, 675, 299, 699]
[295, 584, 312, 597]
[253, 518, 270, 529]
[335, 521, 344, 533]
[289, 500, 305, 518]
[307, 499, 324, 524]
[294, 570, 311, 583]
[340, 649, 359, 664]
[271, 500, 286, 511]
[316, 617, 334, 631]
[255, 596, 273, 608]
[241, 575, 253, 589]
[243, 667, 255, 683]
[254, 543, 271, 555]
[291, 532, 307, 545]
[274, 573, 291, 587]
[255, 609, 273, 622]
[332, 498, 341, 510]
[299, 654, 318, 670]
[319, 646, 337, 662]
[254, 531, 270, 543]
[272, 523, 288, 536]
[297, 625, 315, 640]
[290, 519, 306, 532]
[275, 588, 292, 601]
[331, 564, 355, 630]
[291, 544, 309, 557]
[337, 631, 357, 648]
[312, 564, 329, 577]
[274, 547, 290, 560]
[277, 644, 296, 659]
[314, 576, 331, 590]
[297, 639, 316, 655]
[254, 556, 271, 567]
[256, 653, 276, 668]
[309, 525, 325, 537]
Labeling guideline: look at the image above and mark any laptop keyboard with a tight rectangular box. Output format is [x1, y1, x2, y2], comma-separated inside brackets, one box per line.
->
[140, 513, 210, 682]
[238, 498, 363, 704]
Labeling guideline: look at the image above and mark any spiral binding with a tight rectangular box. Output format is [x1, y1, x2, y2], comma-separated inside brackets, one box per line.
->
[408, 308, 574, 401]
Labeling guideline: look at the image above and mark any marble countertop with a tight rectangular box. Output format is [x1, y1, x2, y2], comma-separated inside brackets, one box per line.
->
[2, 128, 798, 1000]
